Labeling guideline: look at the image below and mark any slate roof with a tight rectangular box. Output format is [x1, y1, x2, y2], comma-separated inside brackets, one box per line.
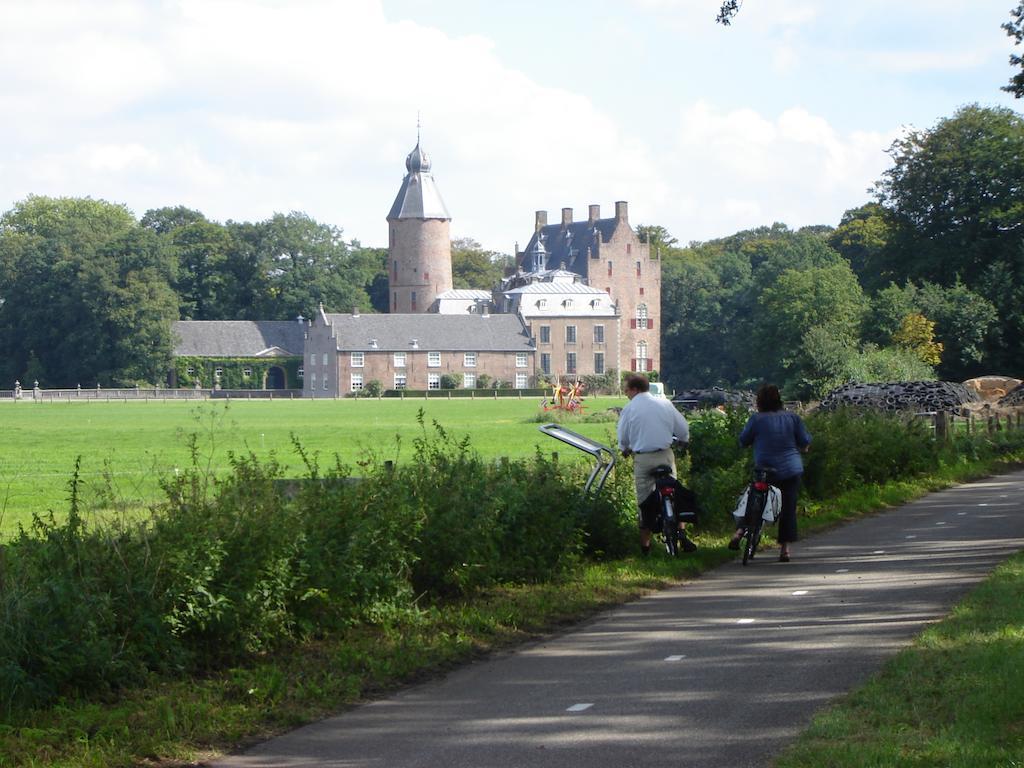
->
[323, 313, 531, 352]
[172, 321, 306, 357]
[387, 141, 451, 220]
[519, 218, 619, 279]
[503, 281, 608, 295]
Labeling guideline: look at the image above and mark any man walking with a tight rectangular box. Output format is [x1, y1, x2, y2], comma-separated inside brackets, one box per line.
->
[617, 374, 696, 556]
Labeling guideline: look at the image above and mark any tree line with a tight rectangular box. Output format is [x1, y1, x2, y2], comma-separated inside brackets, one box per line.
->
[656, 103, 1024, 398]
[0, 201, 505, 388]
[1, 104, 1021, 393]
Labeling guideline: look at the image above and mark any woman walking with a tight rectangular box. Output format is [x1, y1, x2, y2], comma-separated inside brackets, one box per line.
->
[729, 384, 811, 562]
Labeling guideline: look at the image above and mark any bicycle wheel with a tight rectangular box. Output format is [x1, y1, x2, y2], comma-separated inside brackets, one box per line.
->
[662, 498, 678, 556]
[742, 518, 763, 566]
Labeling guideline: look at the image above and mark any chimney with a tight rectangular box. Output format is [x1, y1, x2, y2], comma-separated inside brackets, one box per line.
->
[561, 207, 573, 227]
[615, 201, 628, 223]
[588, 204, 600, 224]
[534, 210, 548, 232]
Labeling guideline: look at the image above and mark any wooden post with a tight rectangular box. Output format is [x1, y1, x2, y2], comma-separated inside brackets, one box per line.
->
[935, 411, 948, 441]
[988, 415, 995, 435]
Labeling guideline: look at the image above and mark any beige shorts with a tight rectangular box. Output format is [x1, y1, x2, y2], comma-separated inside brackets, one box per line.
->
[632, 447, 676, 505]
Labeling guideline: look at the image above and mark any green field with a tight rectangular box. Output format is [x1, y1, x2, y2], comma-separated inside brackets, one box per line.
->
[0, 397, 626, 535]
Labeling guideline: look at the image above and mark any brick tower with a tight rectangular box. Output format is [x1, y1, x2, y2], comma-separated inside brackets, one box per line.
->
[386, 137, 453, 313]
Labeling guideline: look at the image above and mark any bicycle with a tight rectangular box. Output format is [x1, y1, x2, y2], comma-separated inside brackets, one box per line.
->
[737, 466, 778, 566]
[650, 464, 698, 556]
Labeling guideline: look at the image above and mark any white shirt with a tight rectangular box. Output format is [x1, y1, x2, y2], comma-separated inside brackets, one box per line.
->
[617, 391, 690, 453]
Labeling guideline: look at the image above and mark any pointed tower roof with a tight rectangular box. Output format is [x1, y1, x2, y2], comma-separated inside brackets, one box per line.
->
[387, 138, 451, 221]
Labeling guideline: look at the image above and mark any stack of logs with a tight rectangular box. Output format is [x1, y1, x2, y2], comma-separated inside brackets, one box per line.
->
[819, 380, 981, 415]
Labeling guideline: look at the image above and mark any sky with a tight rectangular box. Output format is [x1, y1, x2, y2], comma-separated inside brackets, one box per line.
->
[0, 0, 1021, 254]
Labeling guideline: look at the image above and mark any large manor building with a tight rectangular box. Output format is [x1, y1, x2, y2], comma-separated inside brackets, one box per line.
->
[172, 138, 661, 396]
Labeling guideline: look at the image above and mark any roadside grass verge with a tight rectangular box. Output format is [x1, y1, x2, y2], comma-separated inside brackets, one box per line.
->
[774, 550, 1024, 768]
[0, 449, 1021, 767]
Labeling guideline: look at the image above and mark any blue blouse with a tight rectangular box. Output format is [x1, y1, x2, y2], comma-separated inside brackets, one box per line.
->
[739, 411, 812, 480]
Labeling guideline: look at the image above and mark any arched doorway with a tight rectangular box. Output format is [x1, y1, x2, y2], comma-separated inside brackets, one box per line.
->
[265, 366, 286, 389]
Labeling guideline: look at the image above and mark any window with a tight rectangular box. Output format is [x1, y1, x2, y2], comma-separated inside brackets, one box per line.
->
[594, 352, 605, 374]
[594, 325, 605, 344]
[311, 372, 317, 385]
[607, 260, 613, 277]
[537, 298, 547, 309]
[297, 366, 304, 378]
[393, 292, 397, 311]
[635, 304, 649, 330]
[627, 243, 632, 254]
[394, 373, 407, 389]
[394, 352, 407, 368]
[463, 373, 476, 388]
[635, 341, 649, 372]
[392, 260, 398, 279]
[185, 366, 195, 376]
[566, 352, 577, 374]
[540, 353, 551, 374]
[539, 325, 551, 344]
[515, 373, 528, 389]
[411, 291, 417, 311]
[322, 353, 328, 365]
[428, 351, 441, 367]
[350, 374, 363, 391]
[563, 298, 573, 309]
[427, 373, 441, 390]
[424, 271, 429, 280]
[214, 367, 223, 380]
[636, 260, 641, 277]
[242, 367, 252, 378]
[323, 377, 329, 390]
[516, 352, 528, 368]
[351, 352, 364, 368]
[566, 325, 577, 343]
[639, 286, 645, 296]
[309, 353, 316, 367]
[464, 352, 477, 367]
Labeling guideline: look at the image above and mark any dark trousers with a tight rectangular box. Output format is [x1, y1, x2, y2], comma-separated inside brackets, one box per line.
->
[769, 472, 802, 544]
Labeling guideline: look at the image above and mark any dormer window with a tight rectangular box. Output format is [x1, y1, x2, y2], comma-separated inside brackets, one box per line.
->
[563, 299, 573, 309]
[537, 299, 547, 309]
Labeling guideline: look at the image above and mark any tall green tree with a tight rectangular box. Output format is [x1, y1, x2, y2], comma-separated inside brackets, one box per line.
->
[451, 238, 510, 290]
[0, 196, 178, 386]
[828, 203, 892, 290]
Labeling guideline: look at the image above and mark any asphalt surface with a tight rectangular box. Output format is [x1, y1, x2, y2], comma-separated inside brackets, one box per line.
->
[210, 469, 1024, 768]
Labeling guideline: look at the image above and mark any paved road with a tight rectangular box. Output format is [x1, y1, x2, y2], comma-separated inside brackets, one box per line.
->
[210, 469, 1024, 768]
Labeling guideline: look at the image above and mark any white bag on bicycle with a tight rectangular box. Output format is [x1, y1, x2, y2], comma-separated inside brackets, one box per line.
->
[761, 486, 782, 523]
[732, 485, 783, 523]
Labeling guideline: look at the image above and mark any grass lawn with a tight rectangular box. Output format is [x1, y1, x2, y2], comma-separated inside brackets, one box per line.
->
[0, 397, 625, 536]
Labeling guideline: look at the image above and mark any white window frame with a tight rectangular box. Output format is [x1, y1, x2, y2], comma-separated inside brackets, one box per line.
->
[515, 352, 528, 368]
[566, 325, 577, 344]
[464, 352, 477, 368]
[214, 367, 223, 380]
[394, 373, 407, 389]
[427, 373, 441, 390]
[594, 324, 605, 344]
[515, 373, 528, 389]
[539, 325, 551, 344]
[323, 377, 328, 390]
[242, 367, 252, 378]
[394, 352, 407, 368]
[322, 353, 328, 365]
[566, 352, 577, 374]
[350, 373, 363, 391]
[351, 351, 364, 368]
[427, 351, 441, 368]
[541, 353, 551, 374]
[297, 366, 304, 378]
[594, 352, 605, 375]
[463, 372, 476, 389]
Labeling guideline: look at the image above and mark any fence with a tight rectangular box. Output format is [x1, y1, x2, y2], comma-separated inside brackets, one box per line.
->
[0, 386, 301, 402]
[917, 409, 1024, 439]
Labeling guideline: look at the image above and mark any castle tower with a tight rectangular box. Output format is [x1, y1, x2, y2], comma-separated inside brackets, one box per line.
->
[386, 138, 453, 313]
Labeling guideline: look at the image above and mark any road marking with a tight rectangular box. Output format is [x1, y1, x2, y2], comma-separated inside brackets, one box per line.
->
[979, 503, 989, 506]
[905, 535, 917, 539]
[836, 568, 850, 573]
[872, 550, 886, 554]
[737, 618, 755, 624]
[665, 654, 687, 661]
[935, 521, 946, 526]
[957, 512, 967, 516]
[791, 590, 808, 596]
[566, 703, 593, 712]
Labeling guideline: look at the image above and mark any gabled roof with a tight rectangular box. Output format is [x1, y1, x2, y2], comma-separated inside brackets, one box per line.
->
[322, 313, 532, 352]
[435, 289, 492, 300]
[172, 321, 306, 357]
